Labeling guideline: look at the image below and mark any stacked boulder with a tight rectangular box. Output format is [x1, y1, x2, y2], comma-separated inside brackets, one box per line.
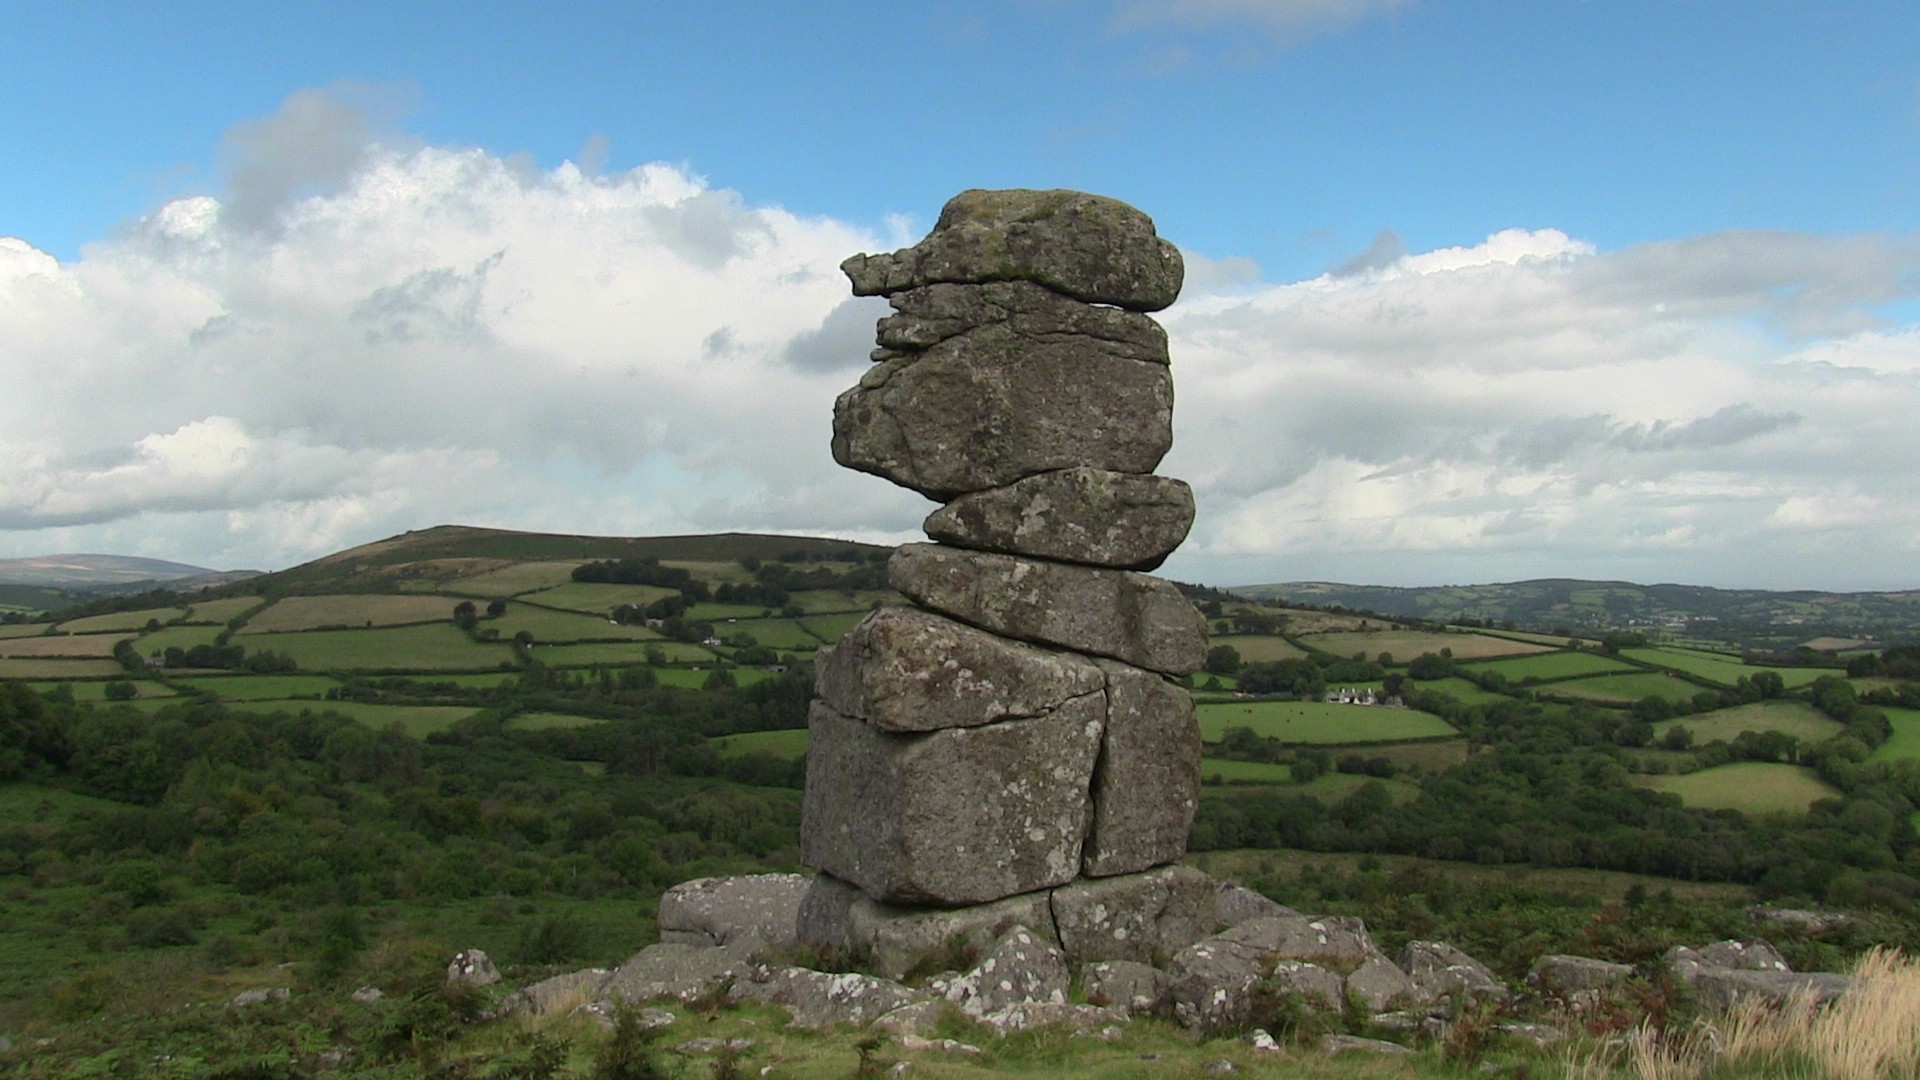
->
[798, 189, 1212, 970]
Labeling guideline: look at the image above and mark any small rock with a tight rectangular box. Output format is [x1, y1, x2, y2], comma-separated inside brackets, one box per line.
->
[446, 948, 500, 988]
[1070, 1025, 1125, 1042]
[726, 965, 924, 1029]
[1249, 1029, 1284, 1053]
[675, 1038, 754, 1054]
[228, 987, 290, 1008]
[1496, 1021, 1565, 1047]
[349, 985, 384, 1003]
[941, 925, 1069, 1016]
[1082, 959, 1170, 1016]
[658, 874, 810, 951]
[1321, 1034, 1413, 1055]
[887, 1062, 913, 1078]
[896, 1035, 982, 1054]
[1529, 954, 1632, 997]
[1215, 882, 1299, 930]
[1205, 1060, 1236, 1073]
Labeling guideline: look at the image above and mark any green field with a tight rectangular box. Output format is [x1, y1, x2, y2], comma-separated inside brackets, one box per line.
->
[447, 560, 584, 596]
[0, 623, 50, 640]
[653, 666, 773, 689]
[0, 632, 128, 658]
[223, 699, 480, 736]
[1412, 677, 1515, 705]
[132, 623, 226, 653]
[239, 593, 464, 633]
[513, 711, 607, 730]
[1197, 700, 1456, 744]
[432, 672, 524, 689]
[1871, 707, 1920, 762]
[786, 589, 895, 613]
[1653, 701, 1844, 746]
[28, 679, 176, 700]
[1210, 634, 1309, 663]
[0, 658, 122, 679]
[712, 728, 809, 759]
[254, 624, 512, 671]
[798, 611, 869, 643]
[53, 607, 186, 634]
[533, 640, 715, 667]
[1624, 647, 1832, 689]
[1196, 764, 1420, 804]
[487, 603, 663, 643]
[516, 580, 679, 614]
[182, 596, 267, 624]
[1299, 630, 1551, 662]
[1639, 762, 1840, 815]
[1544, 672, 1703, 704]
[685, 601, 782, 622]
[1459, 651, 1637, 682]
[172, 674, 344, 700]
[718, 616, 825, 650]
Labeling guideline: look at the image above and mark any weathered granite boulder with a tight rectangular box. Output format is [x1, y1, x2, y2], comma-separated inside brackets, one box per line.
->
[801, 698, 1102, 904]
[1667, 938, 1790, 983]
[890, 544, 1206, 676]
[446, 949, 500, 987]
[1082, 960, 1170, 1016]
[1748, 905, 1851, 934]
[1215, 882, 1300, 929]
[1400, 941, 1509, 1008]
[813, 607, 1104, 733]
[938, 925, 1069, 1016]
[495, 969, 613, 1017]
[973, 1001, 1128, 1035]
[1321, 1034, 1413, 1056]
[874, 280, 1168, 363]
[924, 468, 1195, 571]
[605, 943, 756, 1004]
[795, 874, 1058, 980]
[1690, 969, 1851, 1011]
[1345, 954, 1418, 1012]
[1529, 954, 1633, 998]
[842, 188, 1184, 312]
[1051, 865, 1217, 966]
[727, 965, 924, 1028]
[832, 334, 1172, 499]
[1083, 659, 1199, 876]
[658, 874, 808, 950]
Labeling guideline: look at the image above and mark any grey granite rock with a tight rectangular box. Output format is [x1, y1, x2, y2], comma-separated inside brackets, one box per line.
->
[1051, 865, 1217, 966]
[658, 873, 809, 950]
[924, 468, 1195, 571]
[1082, 960, 1170, 1016]
[842, 189, 1184, 312]
[832, 336, 1172, 500]
[875, 280, 1168, 362]
[1529, 954, 1633, 998]
[1083, 659, 1199, 876]
[604, 943, 751, 1004]
[801, 699, 1102, 905]
[795, 874, 1059, 981]
[889, 544, 1206, 676]
[726, 964, 925, 1029]
[813, 606, 1104, 733]
[1400, 940, 1509, 1008]
[1691, 969, 1851, 1011]
[1215, 882, 1300, 930]
[1344, 954, 1417, 1012]
[940, 925, 1069, 1016]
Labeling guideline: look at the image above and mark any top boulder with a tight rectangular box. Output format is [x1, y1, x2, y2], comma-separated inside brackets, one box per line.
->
[842, 189, 1184, 312]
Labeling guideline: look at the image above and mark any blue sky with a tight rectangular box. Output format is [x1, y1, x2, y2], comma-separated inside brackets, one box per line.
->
[2, 1, 1918, 590]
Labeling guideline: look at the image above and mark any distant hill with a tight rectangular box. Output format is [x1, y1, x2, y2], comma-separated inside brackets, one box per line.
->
[1232, 578, 1920, 649]
[0, 553, 222, 588]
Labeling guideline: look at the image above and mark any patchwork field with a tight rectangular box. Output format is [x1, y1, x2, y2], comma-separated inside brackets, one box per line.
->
[53, 607, 186, 634]
[1871, 707, 1920, 762]
[256, 624, 512, 671]
[1299, 630, 1552, 662]
[1459, 651, 1636, 681]
[172, 674, 343, 700]
[1639, 762, 1840, 815]
[797, 611, 870, 642]
[718, 617, 826, 650]
[1543, 672, 1703, 704]
[486, 604, 662, 642]
[1411, 677, 1514, 705]
[28, 679, 176, 700]
[652, 666, 772, 689]
[132, 624, 226, 653]
[223, 699, 481, 736]
[447, 560, 584, 596]
[1653, 701, 1845, 746]
[1210, 634, 1310, 663]
[517, 581, 679, 614]
[1196, 761, 1421, 802]
[513, 711, 607, 731]
[182, 596, 267, 623]
[0, 632, 127, 658]
[0, 623, 51, 640]
[533, 641, 715, 666]
[1197, 700, 1456, 744]
[1624, 647, 1833, 689]
[786, 589, 895, 613]
[712, 728, 808, 759]
[238, 593, 464, 633]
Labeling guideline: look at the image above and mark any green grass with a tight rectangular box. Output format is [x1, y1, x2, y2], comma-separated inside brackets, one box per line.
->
[249, 624, 513, 672]
[237, 593, 465, 633]
[0, 658, 122, 679]
[446, 560, 585, 596]
[1459, 651, 1637, 682]
[52, 607, 187, 634]
[1299, 630, 1552, 662]
[1196, 763, 1421, 803]
[1871, 707, 1920, 762]
[1639, 762, 1840, 815]
[171, 674, 344, 700]
[0, 623, 51, 640]
[0, 632, 129, 658]
[181, 596, 267, 624]
[685, 601, 783, 622]
[131, 623, 226, 653]
[1412, 677, 1515, 705]
[431, 672, 524, 689]
[1544, 672, 1704, 704]
[1653, 701, 1845, 746]
[486, 603, 663, 643]
[516, 580, 680, 614]
[785, 589, 896, 613]
[716, 617, 825, 650]
[653, 666, 772, 689]
[536, 641, 716, 666]
[1197, 700, 1456, 744]
[1211, 634, 1309, 662]
[223, 699, 481, 736]
[513, 711, 608, 730]
[797, 611, 869, 643]
[712, 728, 809, 759]
[27, 679, 176, 700]
[1624, 647, 1832, 689]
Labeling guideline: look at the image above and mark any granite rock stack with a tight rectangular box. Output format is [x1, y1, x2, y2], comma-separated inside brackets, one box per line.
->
[800, 189, 1211, 965]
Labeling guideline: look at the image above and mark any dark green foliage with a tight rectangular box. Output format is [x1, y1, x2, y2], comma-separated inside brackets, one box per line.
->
[593, 1003, 675, 1080]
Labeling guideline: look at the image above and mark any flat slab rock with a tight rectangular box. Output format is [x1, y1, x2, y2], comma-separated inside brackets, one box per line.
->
[890, 543, 1206, 676]
[924, 467, 1195, 571]
[658, 873, 809, 950]
[842, 188, 1184, 312]
[874, 280, 1168, 363]
[813, 606, 1104, 733]
[801, 699, 1102, 905]
[1052, 865, 1217, 966]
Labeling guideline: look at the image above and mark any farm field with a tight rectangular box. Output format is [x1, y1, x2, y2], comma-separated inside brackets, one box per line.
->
[1211, 634, 1309, 662]
[533, 641, 714, 666]
[0, 623, 51, 640]
[653, 666, 772, 689]
[1412, 677, 1514, 705]
[1639, 762, 1839, 815]
[513, 711, 606, 730]
[0, 658, 121, 679]
[487, 604, 662, 642]
[712, 728, 808, 759]
[798, 611, 868, 642]
[222, 699, 480, 736]
[183, 596, 267, 623]
[1653, 701, 1844, 746]
[516, 581, 678, 614]
[1543, 672, 1703, 704]
[1459, 651, 1636, 681]
[28, 679, 175, 700]
[447, 560, 583, 596]
[172, 674, 343, 700]
[1299, 630, 1551, 662]
[238, 593, 462, 633]
[132, 623, 226, 653]
[256, 624, 511, 672]
[53, 607, 185, 634]
[686, 601, 783, 622]
[1624, 647, 1832, 689]
[432, 672, 522, 689]
[0, 632, 127, 658]
[786, 589, 894, 613]
[719, 617, 825, 650]
[1194, 760, 1422, 803]
[1871, 707, 1920, 762]
[1197, 700, 1456, 744]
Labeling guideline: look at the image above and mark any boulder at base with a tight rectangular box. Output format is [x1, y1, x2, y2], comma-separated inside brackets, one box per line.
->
[657, 874, 810, 950]
[795, 873, 1059, 981]
[1051, 865, 1217, 966]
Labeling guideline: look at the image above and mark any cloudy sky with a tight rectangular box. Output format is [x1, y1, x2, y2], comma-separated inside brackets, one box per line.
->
[3, 1, 1917, 591]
